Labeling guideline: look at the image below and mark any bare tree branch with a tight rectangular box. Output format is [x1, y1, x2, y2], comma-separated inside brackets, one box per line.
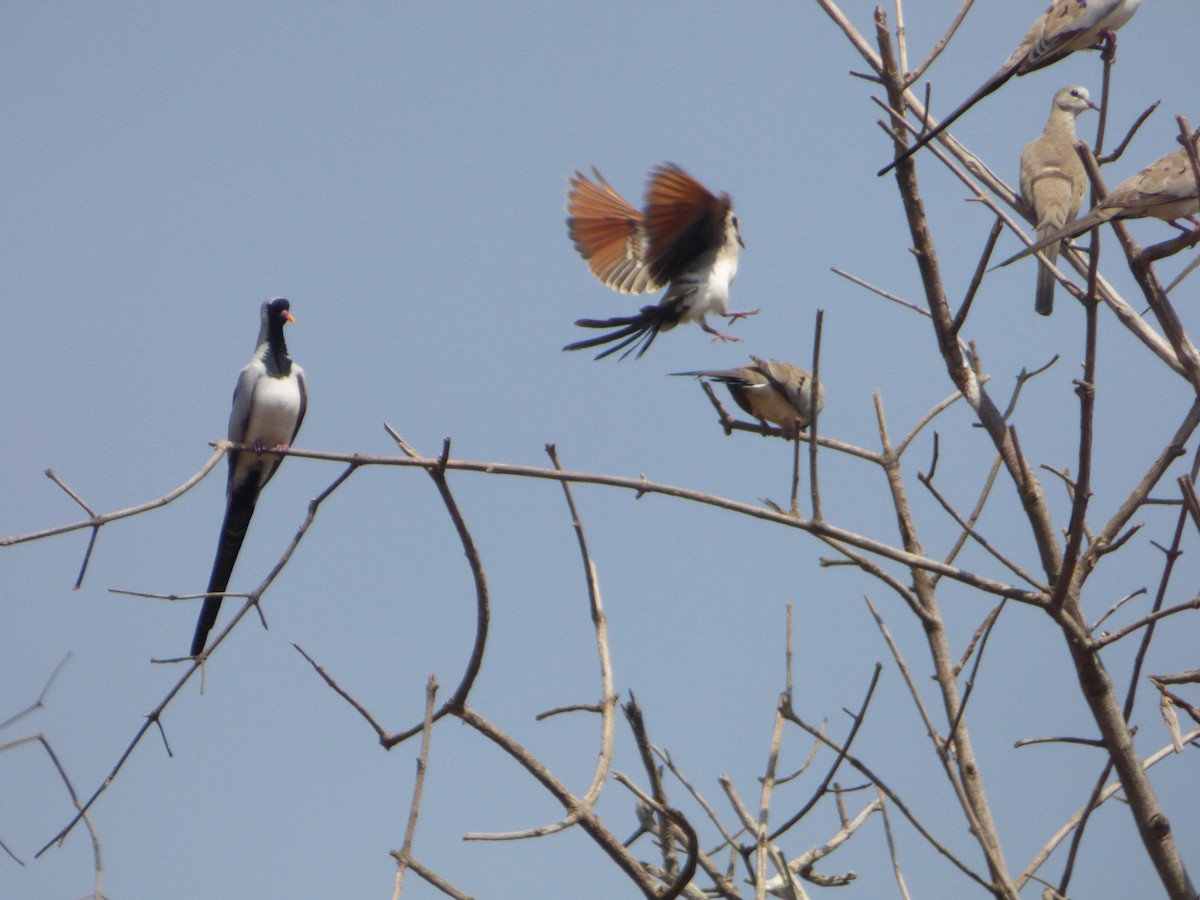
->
[390, 676, 439, 900]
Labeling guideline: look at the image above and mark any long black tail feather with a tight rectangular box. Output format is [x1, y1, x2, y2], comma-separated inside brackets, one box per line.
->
[877, 66, 1015, 177]
[564, 305, 670, 360]
[190, 481, 260, 656]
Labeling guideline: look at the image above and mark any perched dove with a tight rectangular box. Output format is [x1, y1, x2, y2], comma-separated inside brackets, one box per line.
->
[879, 0, 1139, 176]
[673, 357, 824, 438]
[1001, 130, 1200, 268]
[564, 164, 754, 360]
[1020, 85, 1097, 315]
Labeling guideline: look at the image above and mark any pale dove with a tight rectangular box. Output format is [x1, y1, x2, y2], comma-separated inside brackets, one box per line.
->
[1020, 86, 1097, 315]
[673, 357, 824, 438]
[879, 0, 1139, 176]
[1001, 130, 1200, 268]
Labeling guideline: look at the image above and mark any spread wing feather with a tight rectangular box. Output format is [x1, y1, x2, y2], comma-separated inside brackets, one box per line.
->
[566, 169, 659, 294]
[644, 164, 727, 284]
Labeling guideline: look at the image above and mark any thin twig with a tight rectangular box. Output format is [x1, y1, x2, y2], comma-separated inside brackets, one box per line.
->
[780, 699, 989, 889]
[919, 471, 1045, 588]
[899, 0, 975, 87]
[3, 446, 225, 548]
[624, 695, 677, 877]
[755, 696, 789, 897]
[952, 217, 1003, 334]
[390, 676, 439, 900]
[1016, 730, 1200, 891]
[768, 666, 879, 843]
[1089, 588, 1149, 636]
[38, 462, 355, 855]
[0, 653, 71, 733]
[806, 310, 824, 521]
[932, 453, 1003, 587]
[458, 706, 657, 895]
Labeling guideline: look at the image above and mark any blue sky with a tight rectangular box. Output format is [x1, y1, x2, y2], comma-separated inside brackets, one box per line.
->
[3, 3, 1199, 898]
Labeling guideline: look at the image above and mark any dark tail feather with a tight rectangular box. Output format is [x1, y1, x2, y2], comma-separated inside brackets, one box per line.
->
[190, 483, 259, 656]
[1035, 244, 1059, 316]
[563, 306, 668, 360]
[672, 370, 750, 388]
[877, 66, 1015, 177]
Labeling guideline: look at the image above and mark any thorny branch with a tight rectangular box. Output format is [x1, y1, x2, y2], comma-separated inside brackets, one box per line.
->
[36, 459, 358, 856]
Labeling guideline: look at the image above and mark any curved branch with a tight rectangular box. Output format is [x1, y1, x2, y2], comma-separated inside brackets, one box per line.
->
[457, 705, 659, 896]
[380, 433, 490, 748]
[464, 444, 618, 841]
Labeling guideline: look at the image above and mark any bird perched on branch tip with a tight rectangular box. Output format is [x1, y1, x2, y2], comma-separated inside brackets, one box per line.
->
[878, 0, 1139, 177]
[673, 357, 823, 438]
[999, 129, 1200, 271]
[191, 297, 307, 657]
[1020, 85, 1097, 315]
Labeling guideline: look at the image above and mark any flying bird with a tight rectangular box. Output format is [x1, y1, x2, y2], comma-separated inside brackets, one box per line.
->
[1019, 85, 1097, 315]
[674, 357, 824, 438]
[878, 0, 1139, 176]
[564, 163, 754, 360]
[1000, 130, 1200, 269]
[191, 298, 307, 657]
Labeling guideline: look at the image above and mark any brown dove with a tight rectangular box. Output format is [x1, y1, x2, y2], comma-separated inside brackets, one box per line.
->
[879, 0, 1139, 176]
[1020, 85, 1097, 315]
[674, 357, 824, 438]
[1001, 130, 1200, 268]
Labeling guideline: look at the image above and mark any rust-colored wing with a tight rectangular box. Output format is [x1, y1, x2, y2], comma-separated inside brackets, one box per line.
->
[567, 168, 659, 294]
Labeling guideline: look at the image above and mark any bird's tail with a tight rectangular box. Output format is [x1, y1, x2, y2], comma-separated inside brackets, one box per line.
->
[1034, 235, 1060, 316]
[877, 66, 1014, 177]
[564, 305, 674, 360]
[997, 208, 1112, 270]
[190, 483, 259, 657]
[671, 369, 749, 387]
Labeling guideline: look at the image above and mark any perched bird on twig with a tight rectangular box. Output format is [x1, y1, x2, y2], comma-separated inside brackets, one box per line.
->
[1000, 130, 1200, 270]
[191, 298, 307, 657]
[564, 164, 754, 360]
[674, 357, 823, 438]
[878, 0, 1139, 176]
[1019, 85, 1097, 315]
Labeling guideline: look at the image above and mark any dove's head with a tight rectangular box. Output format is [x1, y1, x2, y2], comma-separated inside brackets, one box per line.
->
[1055, 85, 1099, 117]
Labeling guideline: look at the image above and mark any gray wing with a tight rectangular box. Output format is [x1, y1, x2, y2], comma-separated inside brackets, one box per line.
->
[227, 358, 265, 444]
[290, 365, 308, 446]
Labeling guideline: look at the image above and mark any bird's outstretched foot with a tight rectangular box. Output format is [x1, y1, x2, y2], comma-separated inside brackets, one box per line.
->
[725, 308, 761, 323]
[706, 329, 743, 344]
